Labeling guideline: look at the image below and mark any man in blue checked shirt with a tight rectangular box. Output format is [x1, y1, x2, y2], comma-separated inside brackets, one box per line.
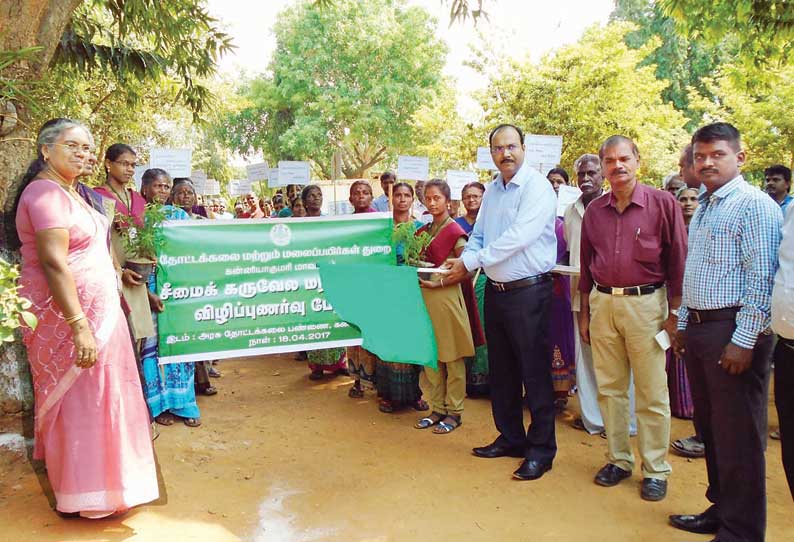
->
[670, 123, 783, 542]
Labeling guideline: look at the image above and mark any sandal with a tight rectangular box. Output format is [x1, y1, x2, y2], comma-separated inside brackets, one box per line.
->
[671, 435, 705, 457]
[198, 385, 218, 396]
[348, 384, 364, 398]
[155, 413, 175, 426]
[208, 366, 222, 378]
[415, 411, 445, 429]
[571, 418, 587, 431]
[378, 400, 395, 413]
[411, 399, 430, 412]
[433, 414, 462, 434]
[183, 417, 202, 428]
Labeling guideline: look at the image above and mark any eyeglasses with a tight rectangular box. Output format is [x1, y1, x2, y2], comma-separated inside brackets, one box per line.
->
[112, 160, 138, 169]
[490, 144, 521, 155]
[52, 141, 94, 154]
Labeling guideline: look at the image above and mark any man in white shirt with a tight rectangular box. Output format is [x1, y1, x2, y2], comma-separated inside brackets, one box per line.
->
[772, 204, 794, 500]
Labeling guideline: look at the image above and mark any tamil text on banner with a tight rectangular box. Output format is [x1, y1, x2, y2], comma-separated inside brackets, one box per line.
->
[155, 214, 395, 363]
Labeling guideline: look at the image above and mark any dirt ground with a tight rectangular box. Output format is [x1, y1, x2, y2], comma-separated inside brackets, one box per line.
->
[1, 353, 792, 542]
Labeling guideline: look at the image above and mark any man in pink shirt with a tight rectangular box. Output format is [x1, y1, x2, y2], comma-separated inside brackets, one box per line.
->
[578, 135, 687, 501]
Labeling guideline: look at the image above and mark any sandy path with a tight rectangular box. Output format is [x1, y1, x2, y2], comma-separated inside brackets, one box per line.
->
[1, 353, 792, 542]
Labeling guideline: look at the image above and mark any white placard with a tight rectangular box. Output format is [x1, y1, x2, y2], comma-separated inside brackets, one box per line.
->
[476, 147, 497, 170]
[246, 161, 270, 182]
[133, 164, 148, 191]
[556, 184, 581, 217]
[228, 180, 240, 196]
[190, 169, 208, 195]
[236, 178, 253, 195]
[524, 135, 563, 168]
[446, 170, 478, 200]
[277, 161, 311, 186]
[149, 147, 193, 178]
[268, 168, 280, 187]
[397, 155, 430, 181]
[204, 179, 220, 195]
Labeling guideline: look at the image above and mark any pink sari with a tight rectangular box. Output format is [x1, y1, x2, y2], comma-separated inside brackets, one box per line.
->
[16, 179, 158, 514]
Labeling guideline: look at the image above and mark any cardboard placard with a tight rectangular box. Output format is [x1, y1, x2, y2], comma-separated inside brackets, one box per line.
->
[524, 135, 563, 169]
[276, 161, 310, 186]
[556, 184, 581, 217]
[476, 147, 497, 170]
[397, 155, 430, 181]
[446, 170, 479, 200]
[246, 162, 270, 182]
[149, 147, 193, 178]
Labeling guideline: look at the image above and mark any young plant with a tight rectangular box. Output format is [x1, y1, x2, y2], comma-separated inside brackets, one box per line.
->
[392, 221, 432, 268]
[0, 257, 37, 342]
[120, 203, 169, 261]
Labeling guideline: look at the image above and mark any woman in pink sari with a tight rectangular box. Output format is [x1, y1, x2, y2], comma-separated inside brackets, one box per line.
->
[10, 119, 158, 518]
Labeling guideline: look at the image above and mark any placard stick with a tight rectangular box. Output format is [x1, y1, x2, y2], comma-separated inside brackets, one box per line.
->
[388, 182, 393, 212]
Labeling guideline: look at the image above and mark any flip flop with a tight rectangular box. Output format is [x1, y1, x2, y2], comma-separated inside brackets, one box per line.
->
[155, 413, 175, 426]
[183, 417, 201, 428]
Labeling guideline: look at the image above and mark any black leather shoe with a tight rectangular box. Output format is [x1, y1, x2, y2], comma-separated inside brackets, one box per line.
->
[669, 511, 720, 534]
[594, 463, 632, 487]
[472, 442, 524, 458]
[512, 459, 552, 480]
[641, 478, 667, 501]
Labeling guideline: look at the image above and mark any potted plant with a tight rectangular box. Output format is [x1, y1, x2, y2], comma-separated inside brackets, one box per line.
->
[392, 221, 433, 277]
[0, 256, 37, 342]
[119, 203, 168, 282]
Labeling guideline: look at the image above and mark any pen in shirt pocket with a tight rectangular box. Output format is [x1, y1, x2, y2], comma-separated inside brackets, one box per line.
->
[635, 227, 641, 240]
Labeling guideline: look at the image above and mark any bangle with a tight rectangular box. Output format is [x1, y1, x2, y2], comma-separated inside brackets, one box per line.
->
[64, 312, 85, 325]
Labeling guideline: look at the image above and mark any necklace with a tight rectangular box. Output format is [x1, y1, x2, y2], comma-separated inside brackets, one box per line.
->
[42, 168, 93, 213]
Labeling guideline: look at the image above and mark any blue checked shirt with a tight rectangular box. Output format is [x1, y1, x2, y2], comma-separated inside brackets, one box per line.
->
[678, 176, 783, 349]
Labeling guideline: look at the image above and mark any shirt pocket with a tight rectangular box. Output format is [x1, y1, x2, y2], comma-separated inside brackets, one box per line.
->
[705, 226, 739, 264]
[633, 232, 660, 263]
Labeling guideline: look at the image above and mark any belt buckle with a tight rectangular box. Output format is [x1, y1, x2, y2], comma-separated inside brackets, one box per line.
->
[691, 311, 702, 324]
[492, 281, 505, 292]
[612, 287, 625, 296]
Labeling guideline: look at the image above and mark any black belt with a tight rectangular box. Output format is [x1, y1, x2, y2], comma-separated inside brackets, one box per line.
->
[595, 282, 664, 296]
[778, 336, 794, 348]
[487, 272, 552, 292]
[687, 307, 740, 325]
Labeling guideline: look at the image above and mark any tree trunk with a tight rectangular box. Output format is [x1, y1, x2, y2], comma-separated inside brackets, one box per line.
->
[0, 0, 83, 414]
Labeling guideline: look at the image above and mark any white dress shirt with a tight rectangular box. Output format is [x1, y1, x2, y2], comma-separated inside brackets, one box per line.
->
[461, 160, 557, 282]
[563, 195, 586, 312]
[772, 204, 794, 339]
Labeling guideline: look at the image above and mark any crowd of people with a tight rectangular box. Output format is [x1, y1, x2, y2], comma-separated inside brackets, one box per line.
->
[7, 116, 793, 542]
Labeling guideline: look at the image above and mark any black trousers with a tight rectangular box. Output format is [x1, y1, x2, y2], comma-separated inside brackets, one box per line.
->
[774, 338, 794, 501]
[484, 279, 556, 463]
[686, 320, 773, 542]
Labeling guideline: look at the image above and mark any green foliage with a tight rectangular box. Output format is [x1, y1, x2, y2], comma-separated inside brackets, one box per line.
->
[0, 46, 44, 115]
[661, 0, 794, 66]
[54, 0, 234, 120]
[610, 0, 732, 127]
[392, 222, 431, 268]
[120, 203, 169, 260]
[0, 257, 37, 342]
[687, 64, 794, 174]
[219, 0, 446, 179]
[476, 22, 689, 183]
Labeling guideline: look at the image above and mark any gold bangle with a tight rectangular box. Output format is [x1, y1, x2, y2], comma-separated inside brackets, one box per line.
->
[64, 312, 85, 325]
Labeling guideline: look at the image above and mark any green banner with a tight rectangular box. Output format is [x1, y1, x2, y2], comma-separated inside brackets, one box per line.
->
[156, 214, 395, 363]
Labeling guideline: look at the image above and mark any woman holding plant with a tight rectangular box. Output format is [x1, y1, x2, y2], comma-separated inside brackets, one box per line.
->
[413, 179, 484, 434]
[10, 119, 158, 517]
[94, 143, 155, 345]
[138, 169, 202, 427]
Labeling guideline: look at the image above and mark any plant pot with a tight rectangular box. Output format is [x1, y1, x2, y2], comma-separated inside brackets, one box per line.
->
[125, 258, 156, 283]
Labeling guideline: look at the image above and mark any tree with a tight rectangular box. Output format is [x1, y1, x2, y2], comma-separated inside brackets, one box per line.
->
[687, 64, 794, 175]
[610, 0, 732, 127]
[218, 0, 446, 179]
[661, 0, 794, 65]
[476, 22, 689, 183]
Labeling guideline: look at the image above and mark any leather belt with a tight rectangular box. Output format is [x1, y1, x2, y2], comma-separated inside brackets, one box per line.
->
[487, 272, 552, 292]
[595, 282, 664, 296]
[687, 307, 740, 325]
